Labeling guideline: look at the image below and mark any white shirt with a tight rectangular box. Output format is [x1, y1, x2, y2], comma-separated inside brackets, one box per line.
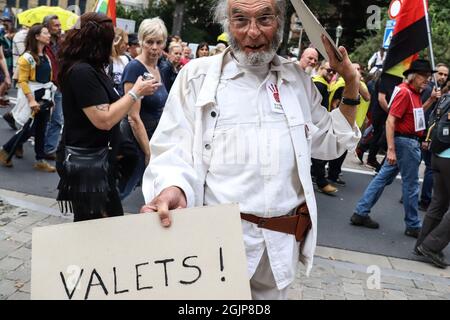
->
[204, 54, 306, 288]
[142, 48, 361, 289]
[368, 51, 385, 68]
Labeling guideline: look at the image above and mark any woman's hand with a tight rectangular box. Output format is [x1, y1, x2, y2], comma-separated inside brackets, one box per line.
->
[29, 99, 40, 114]
[132, 76, 162, 97]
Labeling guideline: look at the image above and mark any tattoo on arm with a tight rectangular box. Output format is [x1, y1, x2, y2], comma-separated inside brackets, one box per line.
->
[95, 104, 110, 112]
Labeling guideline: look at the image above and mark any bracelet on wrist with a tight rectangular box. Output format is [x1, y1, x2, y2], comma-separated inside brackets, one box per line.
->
[128, 90, 142, 102]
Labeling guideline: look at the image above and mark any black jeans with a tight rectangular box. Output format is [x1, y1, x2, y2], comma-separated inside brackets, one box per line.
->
[416, 154, 450, 252]
[328, 151, 347, 181]
[2, 107, 51, 161]
[311, 158, 328, 188]
[358, 116, 386, 162]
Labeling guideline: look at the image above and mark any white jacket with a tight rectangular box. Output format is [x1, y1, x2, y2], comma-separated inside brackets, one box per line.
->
[142, 48, 361, 276]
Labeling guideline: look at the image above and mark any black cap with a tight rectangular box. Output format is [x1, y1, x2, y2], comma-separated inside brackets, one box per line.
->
[403, 59, 437, 77]
[128, 33, 139, 46]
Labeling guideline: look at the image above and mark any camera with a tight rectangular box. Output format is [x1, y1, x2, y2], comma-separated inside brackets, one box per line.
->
[142, 72, 154, 81]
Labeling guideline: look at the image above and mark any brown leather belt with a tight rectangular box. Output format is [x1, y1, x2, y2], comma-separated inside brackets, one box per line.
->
[240, 203, 312, 242]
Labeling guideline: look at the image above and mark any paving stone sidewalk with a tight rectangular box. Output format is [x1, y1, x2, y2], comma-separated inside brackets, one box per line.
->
[0, 198, 449, 300]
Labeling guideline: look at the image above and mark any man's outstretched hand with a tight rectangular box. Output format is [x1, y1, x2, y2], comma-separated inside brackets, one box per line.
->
[140, 186, 187, 227]
[321, 34, 358, 84]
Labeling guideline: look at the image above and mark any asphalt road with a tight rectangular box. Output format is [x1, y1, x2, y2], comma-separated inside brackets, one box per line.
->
[1, 105, 448, 262]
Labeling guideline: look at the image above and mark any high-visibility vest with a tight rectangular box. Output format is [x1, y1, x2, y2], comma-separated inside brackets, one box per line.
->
[328, 77, 346, 111]
[312, 75, 330, 110]
[328, 77, 371, 128]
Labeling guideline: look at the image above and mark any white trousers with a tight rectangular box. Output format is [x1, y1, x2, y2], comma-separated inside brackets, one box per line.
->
[250, 250, 289, 300]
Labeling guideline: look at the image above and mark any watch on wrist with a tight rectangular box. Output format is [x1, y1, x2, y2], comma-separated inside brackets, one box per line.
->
[342, 95, 361, 106]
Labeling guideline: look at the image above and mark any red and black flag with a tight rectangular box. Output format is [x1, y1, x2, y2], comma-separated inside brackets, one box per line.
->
[383, 0, 430, 78]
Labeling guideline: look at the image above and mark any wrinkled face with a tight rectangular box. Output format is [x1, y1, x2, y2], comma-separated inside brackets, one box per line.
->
[197, 45, 209, 58]
[436, 66, 449, 87]
[300, 48, 318, 70]
[142, 35, 165, 61]
[227, 0, 280, 65]
[49, 19, 62, 37]
[36, 27, 51, 46]
[413, 72, 432, 92]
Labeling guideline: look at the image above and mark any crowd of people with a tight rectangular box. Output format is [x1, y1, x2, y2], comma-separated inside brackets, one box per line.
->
[0, 0, 449, 299]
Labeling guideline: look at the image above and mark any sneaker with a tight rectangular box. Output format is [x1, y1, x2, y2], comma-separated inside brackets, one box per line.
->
[0, 149, 13, 167]
[405, 228, 421, 239]
[2, 112, 17, 130]
[417, 245, 447, 269]
[328, 177, 346, 186]
[355, 148, 364, 164]
[33, 160, 56, 173]
[367, 159, 381, 171]
[350, 213, 380, 229]
[318, 184, 338, 195]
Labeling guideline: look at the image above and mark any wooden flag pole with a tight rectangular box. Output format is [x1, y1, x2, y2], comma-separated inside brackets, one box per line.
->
[422, 0, 438, 86]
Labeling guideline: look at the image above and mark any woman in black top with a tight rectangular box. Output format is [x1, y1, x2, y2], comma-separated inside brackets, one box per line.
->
[57, 13, 159, 222]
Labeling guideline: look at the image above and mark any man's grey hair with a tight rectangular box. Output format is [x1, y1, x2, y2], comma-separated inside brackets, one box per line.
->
[213, 0, 286, 65]
[406, 73, 417, 83]
[43, 15, 59, 28]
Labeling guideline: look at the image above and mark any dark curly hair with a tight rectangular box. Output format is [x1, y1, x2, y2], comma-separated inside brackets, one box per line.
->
[58, 12, 114, 86]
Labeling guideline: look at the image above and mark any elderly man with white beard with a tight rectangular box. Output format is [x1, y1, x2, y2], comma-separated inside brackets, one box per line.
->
[140, 0, 361, 299]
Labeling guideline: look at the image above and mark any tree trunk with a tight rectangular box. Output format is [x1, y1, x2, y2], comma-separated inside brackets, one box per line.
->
[172, 0, 186, 36]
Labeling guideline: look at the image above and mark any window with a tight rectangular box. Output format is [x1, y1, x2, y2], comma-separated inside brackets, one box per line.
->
[38, 0, 48, 6]
[67, 0, 76, 6]
[51, 0, 59, 6]
[6, 0, 16, 8]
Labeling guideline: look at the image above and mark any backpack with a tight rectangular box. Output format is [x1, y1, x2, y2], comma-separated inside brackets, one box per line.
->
[427, 93, 450, 154]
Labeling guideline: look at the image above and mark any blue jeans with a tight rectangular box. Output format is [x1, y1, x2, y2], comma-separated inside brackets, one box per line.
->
[420, 149, 433, 205]
[354, 136, 422, 229]
[118, 148, 146, 201]
[44, 90, 63, 154]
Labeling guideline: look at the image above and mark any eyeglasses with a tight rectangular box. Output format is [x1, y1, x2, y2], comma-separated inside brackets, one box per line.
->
[229, 14, 278, 30]
[326, 68, 336, 74]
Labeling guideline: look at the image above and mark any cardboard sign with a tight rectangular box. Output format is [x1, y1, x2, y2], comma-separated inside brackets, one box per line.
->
[290, 0, 343, 62]
[31, 204, 251, 300]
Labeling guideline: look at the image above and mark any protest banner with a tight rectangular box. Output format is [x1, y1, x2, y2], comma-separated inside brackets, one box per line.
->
[290, 0, 343, 61]
[31, 204, 251, 300]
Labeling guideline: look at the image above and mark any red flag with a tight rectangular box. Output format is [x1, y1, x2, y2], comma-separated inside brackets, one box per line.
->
[107, 0, 116, 26]
[383, 0, 429, 78]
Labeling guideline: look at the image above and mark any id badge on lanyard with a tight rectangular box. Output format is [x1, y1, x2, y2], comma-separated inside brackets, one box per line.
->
[408, 90, 426, 132]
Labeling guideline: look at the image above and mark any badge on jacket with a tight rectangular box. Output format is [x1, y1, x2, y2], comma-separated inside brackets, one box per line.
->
[266, 82, 284, 114]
